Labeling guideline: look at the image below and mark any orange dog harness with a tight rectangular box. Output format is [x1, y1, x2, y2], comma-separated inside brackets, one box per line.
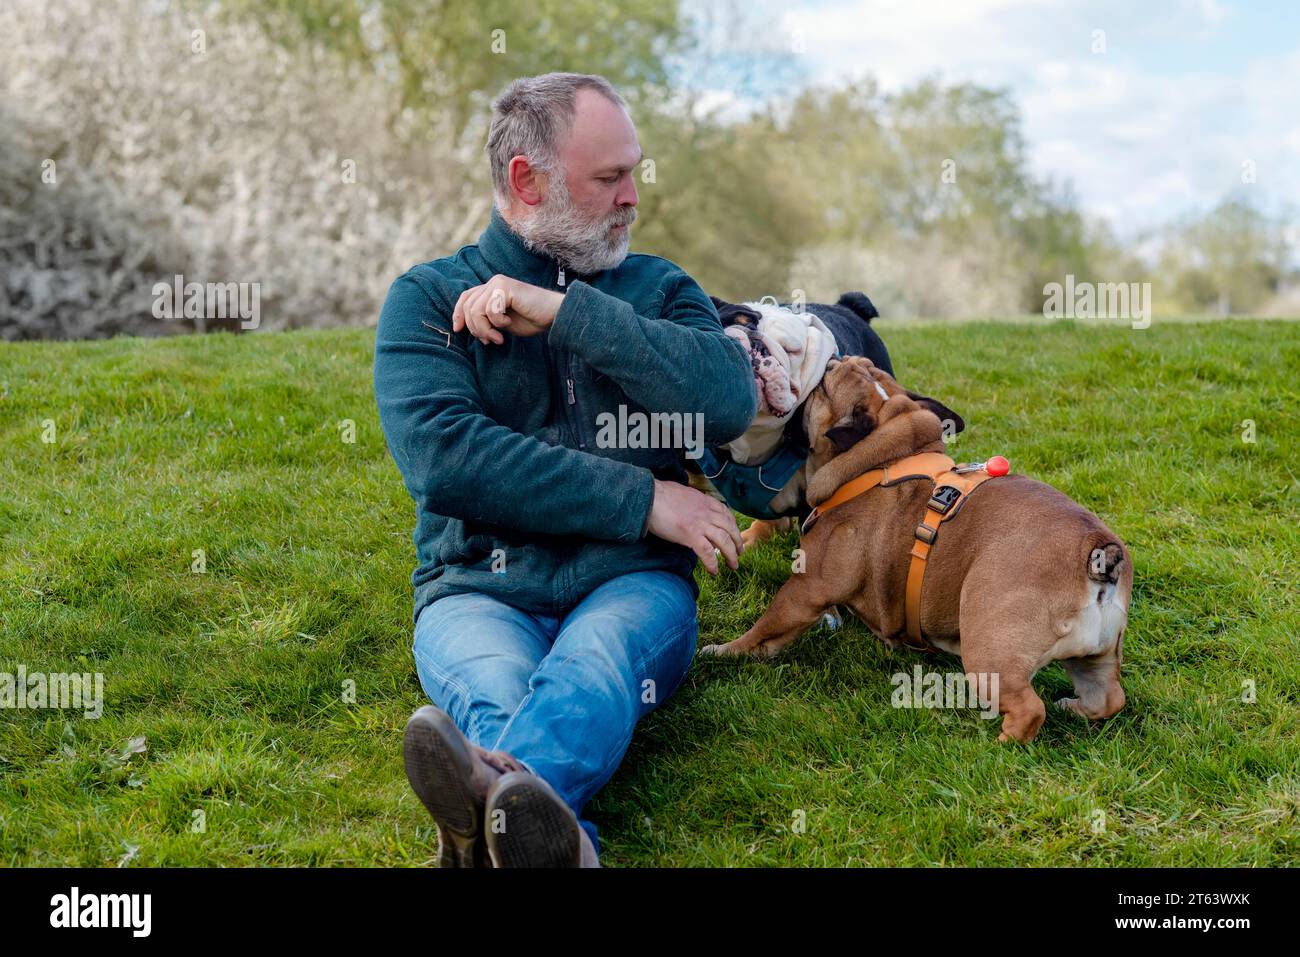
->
[800, 452, 1008, 650]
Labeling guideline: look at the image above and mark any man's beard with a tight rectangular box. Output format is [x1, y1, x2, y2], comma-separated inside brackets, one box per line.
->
[511, 174, 637, 275]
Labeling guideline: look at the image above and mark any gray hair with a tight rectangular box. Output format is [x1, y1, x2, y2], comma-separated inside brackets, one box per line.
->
[486, 73, 627, 208]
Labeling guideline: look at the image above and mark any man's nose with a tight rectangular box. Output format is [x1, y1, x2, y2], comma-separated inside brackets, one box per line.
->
[617, 173, 638, 207]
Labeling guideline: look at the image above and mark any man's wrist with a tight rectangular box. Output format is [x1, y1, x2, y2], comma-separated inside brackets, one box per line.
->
[544, 288, 565, 322]
[550, 280, 617, 353]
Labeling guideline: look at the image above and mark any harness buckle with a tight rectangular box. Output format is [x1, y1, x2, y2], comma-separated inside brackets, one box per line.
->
[914, 522, 938, 546]
[927, 484, 962, 515]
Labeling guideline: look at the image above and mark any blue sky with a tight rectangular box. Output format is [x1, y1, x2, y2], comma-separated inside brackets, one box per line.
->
[685, 0, 1299, 238]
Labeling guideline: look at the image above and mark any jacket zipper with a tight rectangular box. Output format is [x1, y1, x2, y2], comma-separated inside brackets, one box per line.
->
[567, 358, 587, 450]
[551, 262, 585, 450]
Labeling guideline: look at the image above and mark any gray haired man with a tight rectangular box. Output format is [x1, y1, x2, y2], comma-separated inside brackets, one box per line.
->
[374, 73, 757, 867]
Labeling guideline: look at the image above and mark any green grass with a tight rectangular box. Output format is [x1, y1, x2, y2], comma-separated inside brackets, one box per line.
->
[1, 320, 1297, 867]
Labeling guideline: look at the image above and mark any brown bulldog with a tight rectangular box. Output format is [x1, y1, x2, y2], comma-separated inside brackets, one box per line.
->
[701, 356, 1131, 743]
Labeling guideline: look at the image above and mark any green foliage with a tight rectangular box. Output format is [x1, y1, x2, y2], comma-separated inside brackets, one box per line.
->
[742, 79, 1146, 314]
[1156, 197, 1294, 315]
[630, 102, 822, 300]
[202, 0, 688, 137]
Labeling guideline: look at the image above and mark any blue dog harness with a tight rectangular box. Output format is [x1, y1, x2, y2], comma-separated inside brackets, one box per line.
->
[695, 440, 809, 521]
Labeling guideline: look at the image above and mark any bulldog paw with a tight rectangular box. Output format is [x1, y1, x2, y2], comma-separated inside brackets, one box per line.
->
[699, 639, 771, 659]
[740, 517, 790, 550]
[997, 727, 1037, 744]
[1054, 695, 1085, 716]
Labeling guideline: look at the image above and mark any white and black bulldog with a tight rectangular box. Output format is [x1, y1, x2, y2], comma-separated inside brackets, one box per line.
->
[690, 292, 962, 548]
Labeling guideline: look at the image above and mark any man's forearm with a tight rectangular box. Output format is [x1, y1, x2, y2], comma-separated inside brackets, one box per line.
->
[549, 279, 758, 446]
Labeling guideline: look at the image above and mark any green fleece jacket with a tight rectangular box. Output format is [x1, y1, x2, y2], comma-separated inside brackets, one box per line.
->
[374, 207, 758, 622]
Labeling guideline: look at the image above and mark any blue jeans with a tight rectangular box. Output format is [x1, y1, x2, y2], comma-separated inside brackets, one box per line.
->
[412, 569, 699, 858]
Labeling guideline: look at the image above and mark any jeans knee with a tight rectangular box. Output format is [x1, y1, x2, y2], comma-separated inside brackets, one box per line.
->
[639, 620, 698, 710]
[412, 641, 532, 746]
[411, 594, 549, 746]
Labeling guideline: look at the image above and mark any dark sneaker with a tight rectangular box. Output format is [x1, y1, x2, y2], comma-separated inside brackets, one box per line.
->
[483, 771, 583, 868]
[403, 705, 497, 867]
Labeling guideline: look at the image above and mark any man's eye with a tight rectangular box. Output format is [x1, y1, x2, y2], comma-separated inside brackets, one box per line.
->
[601, 174, 620, 184]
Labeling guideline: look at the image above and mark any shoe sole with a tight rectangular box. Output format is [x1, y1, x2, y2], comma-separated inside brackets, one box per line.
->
[485, 772, 581, 868]
[402, 706, 480, 867]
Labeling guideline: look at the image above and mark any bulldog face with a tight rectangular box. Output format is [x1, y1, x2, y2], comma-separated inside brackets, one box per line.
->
[711, 297, 838, 418]
[804, 355, 966, 475]
[712, 299, 791, 416]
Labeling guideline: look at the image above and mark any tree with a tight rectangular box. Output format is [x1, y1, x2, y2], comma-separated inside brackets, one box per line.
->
[1157, 197, 1292, 315]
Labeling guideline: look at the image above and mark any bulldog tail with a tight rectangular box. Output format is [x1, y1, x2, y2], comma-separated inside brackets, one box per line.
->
[836, 291, 880, 324]
[1086, 539, 1125, 585]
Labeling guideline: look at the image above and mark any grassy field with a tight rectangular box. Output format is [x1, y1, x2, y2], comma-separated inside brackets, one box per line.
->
[1, 319, 1297, 867]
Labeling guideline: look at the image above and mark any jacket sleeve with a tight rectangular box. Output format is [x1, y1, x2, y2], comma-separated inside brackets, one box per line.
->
[373, 272, 655, 541]
[548, 270, 758, 447]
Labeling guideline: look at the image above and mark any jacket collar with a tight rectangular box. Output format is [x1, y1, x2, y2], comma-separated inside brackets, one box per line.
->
[477, 204, 570, 287]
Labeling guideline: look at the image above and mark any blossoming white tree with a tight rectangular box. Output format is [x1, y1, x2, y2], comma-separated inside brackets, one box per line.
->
[0, 0, 486, 339]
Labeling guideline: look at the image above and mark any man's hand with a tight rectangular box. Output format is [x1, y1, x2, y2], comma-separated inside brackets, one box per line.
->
[646, 479, 743, 575]
[453, 275, 565, 346]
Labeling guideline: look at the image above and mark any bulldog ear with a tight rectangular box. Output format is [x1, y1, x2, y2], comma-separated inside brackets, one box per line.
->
[905, 391, 965, 435]
[824, 406, 876, 452]
[711, 296, 764, 328]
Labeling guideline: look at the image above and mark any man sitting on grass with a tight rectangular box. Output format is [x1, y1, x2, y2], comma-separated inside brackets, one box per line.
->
[373, 72, 757, 867]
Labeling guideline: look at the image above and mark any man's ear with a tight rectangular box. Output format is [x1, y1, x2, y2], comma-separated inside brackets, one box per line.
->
[823, 405, 876, 452]
[905, 391, 965, 435]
